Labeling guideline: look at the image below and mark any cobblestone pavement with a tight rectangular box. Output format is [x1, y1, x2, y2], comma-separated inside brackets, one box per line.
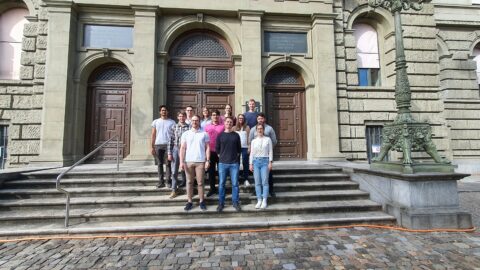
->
[0, 227, 479, 270]
[0, 179, 479, 269]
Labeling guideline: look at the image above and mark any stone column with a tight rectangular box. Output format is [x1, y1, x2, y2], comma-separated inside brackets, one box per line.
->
[32, 1, 75, 167]
[239, 11, 263, 112]
[310, 14, 344, 160]
[123, 6, 158, 164]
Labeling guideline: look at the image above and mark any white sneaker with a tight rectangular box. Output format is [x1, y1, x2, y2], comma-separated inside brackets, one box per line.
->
[260, 199, 267, 209]
[255, 200, 262, 209]
[244, 180, 250, 187]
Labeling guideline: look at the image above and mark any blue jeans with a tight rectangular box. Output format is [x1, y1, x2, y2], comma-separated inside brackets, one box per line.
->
[240, 148, 249, 182]
[170, 147, 186, 191]
[218, 163, 240, 205]
[253, 157, 269, 200]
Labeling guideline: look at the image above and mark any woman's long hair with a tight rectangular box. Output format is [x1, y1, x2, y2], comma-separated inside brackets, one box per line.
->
[235, 113, 247, 131]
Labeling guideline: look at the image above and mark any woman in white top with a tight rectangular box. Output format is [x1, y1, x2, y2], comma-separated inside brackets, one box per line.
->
[233, 114, 251, 187]
[220, 104, 236, 125]
[249, 124, 273, 209]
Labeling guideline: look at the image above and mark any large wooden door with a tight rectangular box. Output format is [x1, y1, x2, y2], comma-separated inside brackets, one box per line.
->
[265, 67, 307, 160]
[86, 64, 132, 161]
[166, 89, 234, 116]
[167, 30, 235, 115]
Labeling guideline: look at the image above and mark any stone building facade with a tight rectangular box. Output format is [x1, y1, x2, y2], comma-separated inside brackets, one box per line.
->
[0, 0, 479, 173]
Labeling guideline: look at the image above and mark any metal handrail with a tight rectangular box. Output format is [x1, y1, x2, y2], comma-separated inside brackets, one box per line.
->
[56, 135, 120, 227]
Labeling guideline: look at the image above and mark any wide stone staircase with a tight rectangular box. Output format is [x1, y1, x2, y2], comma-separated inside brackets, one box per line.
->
[0, 164, 396, 236]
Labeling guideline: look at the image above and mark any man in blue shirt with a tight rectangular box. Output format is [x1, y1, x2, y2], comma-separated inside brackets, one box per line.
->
[244, 99, 258, 128]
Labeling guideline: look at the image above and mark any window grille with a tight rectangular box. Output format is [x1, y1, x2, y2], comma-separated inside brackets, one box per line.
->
[174, 35, 229, 58]
[265, 67, 301, 85]
[0, 125, 8, 169]
[94, 67, 131, 82]
[206, 69, 229, 84]
[173, 68, 197, 83]
[366, 125, 387, 163]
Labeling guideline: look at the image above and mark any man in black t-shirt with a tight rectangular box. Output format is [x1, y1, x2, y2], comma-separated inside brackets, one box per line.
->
[215, 117, 242, 212]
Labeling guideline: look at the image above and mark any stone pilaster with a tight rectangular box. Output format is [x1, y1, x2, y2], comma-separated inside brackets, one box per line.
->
[32, 1, 75, 166]
[239, 11, 263, 112]
[123, 6, 158, 164]
[310, 14, 344, 160]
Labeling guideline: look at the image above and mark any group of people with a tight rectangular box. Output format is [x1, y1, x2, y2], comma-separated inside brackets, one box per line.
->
[150, 99, 277, 212]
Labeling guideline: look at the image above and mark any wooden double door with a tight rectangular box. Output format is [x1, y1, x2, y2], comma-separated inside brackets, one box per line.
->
[266, 89, 307, 160]
[167, 89, 234, 116]
[85, 65, 132, 161]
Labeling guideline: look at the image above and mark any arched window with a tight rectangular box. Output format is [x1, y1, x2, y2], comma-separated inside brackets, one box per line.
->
[0, 8, 28, 80]
[354, 23, 381, 86]
[473, 44, 480, 86]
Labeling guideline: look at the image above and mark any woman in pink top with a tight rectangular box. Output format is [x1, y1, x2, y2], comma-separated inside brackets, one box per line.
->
[204, 110, 225, 197]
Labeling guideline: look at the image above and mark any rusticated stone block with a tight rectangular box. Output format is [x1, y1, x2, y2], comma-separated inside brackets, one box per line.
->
[33, 85, 44, 94]
[35, 50, 46, 64]
[9, 125, 21, 140]
[23, 23, 38, 37]
[8, 140, 40, 155]
[34, 65, 45, 79]
[21, 52, 35, 65]
[1, 109, 42, 124]
[12, 95, 33, 109]
[38, 21, 48, 35]
[0, 95, 12, 109]
[7, 155, 19, 165]
[38, 9, 48, 21]
[6, 86, 32, 94]
[37, 36, 47, 49]
[19, 156, 37, 163]
[22, 37, 36, 52]
[20, 66, 34, 80]
[21, 125, 41, 139]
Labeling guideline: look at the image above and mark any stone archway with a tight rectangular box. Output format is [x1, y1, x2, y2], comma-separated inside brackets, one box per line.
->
[85, 63, 132, 161]
[265, 66, 307, 160]
[167, 30, 235, 115]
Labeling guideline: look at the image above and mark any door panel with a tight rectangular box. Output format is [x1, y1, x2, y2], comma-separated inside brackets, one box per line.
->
[167, 89, 234, 116]
[267, 90, 306, 160]
[203, 91, 235, 114]
[87, 87, 131, 161]
[167, 90, 201, 115]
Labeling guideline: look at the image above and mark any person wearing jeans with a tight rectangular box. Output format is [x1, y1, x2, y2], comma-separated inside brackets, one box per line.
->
[167, 111, 190, 198]
[249, 124, 273, 209]
[233, 114, 251, 186]
[249, 113, 277, 197]
[216, 117, 242, 212]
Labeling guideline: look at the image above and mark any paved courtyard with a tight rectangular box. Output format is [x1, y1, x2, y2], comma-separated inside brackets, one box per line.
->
[0, 176, 479, 270]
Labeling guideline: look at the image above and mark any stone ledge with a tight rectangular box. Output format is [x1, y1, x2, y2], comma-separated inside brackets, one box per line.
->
[351, 166, 468, 181]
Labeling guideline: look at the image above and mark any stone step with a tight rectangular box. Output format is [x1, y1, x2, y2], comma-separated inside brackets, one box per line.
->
[0, 190, 370, 211]
[0, 181, 360, 199]
[0, 211, 396, 237]
[20, 166, 344, 180]
[0, 200, 385, 226]
[3, 173, 351, 188]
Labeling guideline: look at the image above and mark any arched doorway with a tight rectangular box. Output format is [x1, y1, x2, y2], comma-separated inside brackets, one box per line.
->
[85, 64, 132, 161]
[167, 30, 234, 115]
[265, 67, 307, 160]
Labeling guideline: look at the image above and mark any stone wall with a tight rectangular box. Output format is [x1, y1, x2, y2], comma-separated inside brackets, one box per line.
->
[0, 0, 45, 167]
[435, 2, 480, 172]
[335, 0, 452, 162]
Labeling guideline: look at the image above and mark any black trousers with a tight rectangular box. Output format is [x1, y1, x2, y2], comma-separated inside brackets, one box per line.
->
[155, 144, 171, 184]
[208, 152, 219, 191]
[269, 170, 274, 194]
